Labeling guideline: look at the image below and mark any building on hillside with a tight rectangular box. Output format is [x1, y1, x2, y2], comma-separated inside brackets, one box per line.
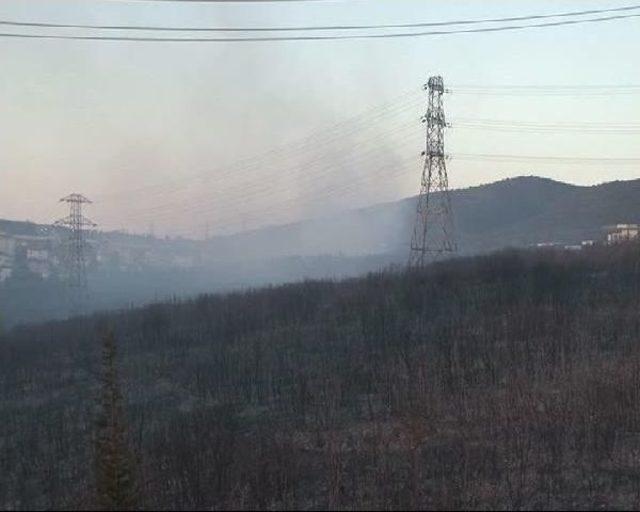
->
[0, 231, 63, 281]
[95, 238, 153, 271]
[14, 234, 59, 280]
[605, 224, 639, 244]
[0, 232, 16, 282]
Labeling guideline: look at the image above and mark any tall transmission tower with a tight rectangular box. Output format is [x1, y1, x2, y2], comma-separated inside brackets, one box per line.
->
[55, 193, 96, 309]
[409, 75, 456, 267]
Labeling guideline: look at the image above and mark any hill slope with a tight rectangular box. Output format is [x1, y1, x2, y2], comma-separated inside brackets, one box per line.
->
[203, 176, 640, 259]
[3, 244, 640, 509]
[3, 176, 640, 328]
[4, 176, 639, 260]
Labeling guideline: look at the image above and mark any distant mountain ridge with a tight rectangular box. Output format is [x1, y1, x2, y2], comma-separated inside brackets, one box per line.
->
[201, 176, 640, 260]
[454, 176, 640, 252]
[2, 175, 639, 327]
[2, 176, 640, 261]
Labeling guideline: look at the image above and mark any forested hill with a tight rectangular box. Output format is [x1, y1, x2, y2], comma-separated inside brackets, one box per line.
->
[3, 243, 640, 509]
[204, 176, 640, 258]
[4, 176, 640, 259]
[8, 175, 640, 328]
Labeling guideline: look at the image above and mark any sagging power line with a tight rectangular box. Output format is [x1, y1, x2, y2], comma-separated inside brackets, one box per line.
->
[452, 153, 640, 164]
[87, 83, 640, 237]
[2, 4, 639, 32]
[452, 118, 640, 133]
[15, 75, 635, 240]
[1, 10, 639, 42]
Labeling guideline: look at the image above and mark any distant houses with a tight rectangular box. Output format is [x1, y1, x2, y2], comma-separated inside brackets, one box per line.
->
[0, 232, 15, 282]
[0, 219, 638, 285]
[605, 224, 639, 244]
[0, 230, 60, 282]
[531, 224, 638, 252]
[0, 225, 201, 283]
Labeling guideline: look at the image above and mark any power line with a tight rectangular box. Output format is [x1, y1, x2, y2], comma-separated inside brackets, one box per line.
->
[176, 145, 421, 237]
[93, 92, 637, 207]
[162, 152, 418, 237]
[124, 147, 640, 230]
[92, 88, 422, 203]
[1, 11, 638, 42]
[454, 125, 640, 134]
[452, 84, 640, 90]
[2, 4, 639, 32]
[93, 115, 420, 227]
[107, 0, 332, 2]
[92, 93, 639, 232]
[452, 153, 640, 164]
[453, 117, 640, 127]
[107, 118, 419, 223]
[452, 118, 640, 133]
[451, 89, 640, 97]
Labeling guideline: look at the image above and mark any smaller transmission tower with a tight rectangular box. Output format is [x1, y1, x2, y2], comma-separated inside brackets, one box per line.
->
[409, 75, 456, 267]
[55, 193, 96, 310]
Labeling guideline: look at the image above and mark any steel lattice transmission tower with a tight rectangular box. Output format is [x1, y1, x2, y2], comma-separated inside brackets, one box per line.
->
[55, 194, 96, 305]
[409, 75, 456, 267]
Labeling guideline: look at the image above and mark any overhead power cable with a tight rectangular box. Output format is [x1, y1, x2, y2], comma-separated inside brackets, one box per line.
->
[107, 119, 419, 221]
[454, 125, 640, 134]
[452, 153, 640, 164]
[106, 0, 332, 3]
[451, 118, 640, 133]
[450, 88, 640, 97]
[1, 11, 639, 42]
[453, 117, 640, 126]
[452, 84, 640, 90]
[1, 4, 639, 32]
[92, 88, 422, 203]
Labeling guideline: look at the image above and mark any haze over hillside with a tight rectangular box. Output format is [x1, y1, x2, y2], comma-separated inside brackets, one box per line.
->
[2, 175, 639, 329]
[5, 175, 640, 264]
[202, 175, 640, 259]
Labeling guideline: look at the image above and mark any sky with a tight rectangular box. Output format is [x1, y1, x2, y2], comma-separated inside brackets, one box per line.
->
[1, 0, 639, 237]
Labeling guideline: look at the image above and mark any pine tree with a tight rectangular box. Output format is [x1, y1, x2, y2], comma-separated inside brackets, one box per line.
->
[94, 330, 138, 510]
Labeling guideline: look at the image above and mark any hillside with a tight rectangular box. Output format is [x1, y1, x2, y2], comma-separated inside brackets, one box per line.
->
[3, 243, 640, 509]
[5, 176, 640, 262]
[204, 176, 640, 258]
[3, 176, 640, 328]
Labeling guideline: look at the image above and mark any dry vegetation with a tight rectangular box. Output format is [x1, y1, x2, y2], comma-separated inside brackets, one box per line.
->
[2, 244, 640, 510]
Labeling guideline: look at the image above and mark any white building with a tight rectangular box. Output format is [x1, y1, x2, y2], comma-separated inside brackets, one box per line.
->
[0, 268, 12, 282]
[0, 231, 59, 281]
[0, 232, 16, 256]
[0, 232, 16, 282]
[606, 224, 639, 244]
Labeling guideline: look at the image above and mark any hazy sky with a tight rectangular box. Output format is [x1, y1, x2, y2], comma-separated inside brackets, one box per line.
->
[1, 0, 639, 237]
